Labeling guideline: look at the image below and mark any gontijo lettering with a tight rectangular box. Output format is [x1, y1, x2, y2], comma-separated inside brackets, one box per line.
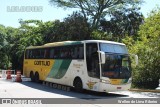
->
[34, 61, 50, 66]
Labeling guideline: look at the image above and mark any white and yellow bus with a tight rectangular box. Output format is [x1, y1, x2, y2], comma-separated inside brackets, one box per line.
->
[23, 40, 136, 92]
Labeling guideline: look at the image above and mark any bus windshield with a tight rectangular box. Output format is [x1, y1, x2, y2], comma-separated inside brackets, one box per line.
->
[100, 43, 131, 79]
[102, 54, 131, 79]
[100, 43, 128, 54]
[101, 54, 131, 79]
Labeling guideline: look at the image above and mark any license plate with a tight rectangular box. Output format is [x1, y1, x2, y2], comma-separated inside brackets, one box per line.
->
[117, 87, 121, 89]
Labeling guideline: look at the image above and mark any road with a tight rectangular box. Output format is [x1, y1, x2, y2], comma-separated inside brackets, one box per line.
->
[0, 78, 160, 107]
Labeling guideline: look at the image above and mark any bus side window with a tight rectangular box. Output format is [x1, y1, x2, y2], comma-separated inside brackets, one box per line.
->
[54, 48, 60, 59]
[63, 46, 71, 59]
[75, 46, 80, 59]
[60, 47, 65, 58]
[75, 46, 79, 59]
[25, 50, 29, 59]
[67, 47, 72, 59]
[71, 46, 76, 59]
[71, 45, 84, 59]
[40, 49, 45, 58]
[29, 50, 33, 59]
[35, 49, 41, 59]
[50, 48, 54, 59]
[78, 46, 84, 59]
[44, 48, 50, 59]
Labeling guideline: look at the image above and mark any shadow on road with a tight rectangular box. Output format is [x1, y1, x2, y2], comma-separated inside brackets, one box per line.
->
[20, 81, 128, 99]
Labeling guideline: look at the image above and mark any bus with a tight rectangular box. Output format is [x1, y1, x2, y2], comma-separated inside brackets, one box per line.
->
[23, 40, 137, 92]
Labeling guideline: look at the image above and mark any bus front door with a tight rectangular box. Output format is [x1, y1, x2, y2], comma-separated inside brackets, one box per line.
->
[86, 43, 100, 91]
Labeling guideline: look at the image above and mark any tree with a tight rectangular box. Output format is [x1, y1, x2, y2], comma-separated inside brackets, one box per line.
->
[0, 25, 6, 50]
[39, 20, 64, 43]
[0, 25, 8, 69]
[123, 7, 160, 89]
[0, 25, 16, 69]
[42, 12, 91, 42]
[50, 0, 143, 29]
[100, 7, 144, 41]
[63, 12, 91, 40]
[8, 19, 44, 70]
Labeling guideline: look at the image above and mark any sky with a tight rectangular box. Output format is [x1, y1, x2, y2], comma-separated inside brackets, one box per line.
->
[0, 0, 160, 28]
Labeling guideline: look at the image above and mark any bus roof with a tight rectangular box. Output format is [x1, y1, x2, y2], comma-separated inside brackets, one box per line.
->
[83, 40, 125, 45]
[26, 40, 125, 49]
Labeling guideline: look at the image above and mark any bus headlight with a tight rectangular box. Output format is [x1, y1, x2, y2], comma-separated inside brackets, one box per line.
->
[101, 79, 111, 84]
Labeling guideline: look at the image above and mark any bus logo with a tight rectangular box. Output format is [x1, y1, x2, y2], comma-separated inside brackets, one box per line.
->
[86, 81, 97, 89]
[34, 61, 50, 66]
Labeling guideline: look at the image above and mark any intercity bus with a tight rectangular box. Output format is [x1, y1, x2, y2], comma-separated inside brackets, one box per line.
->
[23, 40, 137, 92]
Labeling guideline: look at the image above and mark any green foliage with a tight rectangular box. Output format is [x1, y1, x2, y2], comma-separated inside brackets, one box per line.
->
[0, 25, 7, 49]
[123, 7, 160, 89]
[63, 12, 91, 40]
[91, 30, 104, 40]
[100, 8, 144, 40]
[39, 12, 91, 43]
[0, 25, 12, 69]
[91, 30, 113, 40]
[50, 0, 144, 29]
[10, 20, 45, 69]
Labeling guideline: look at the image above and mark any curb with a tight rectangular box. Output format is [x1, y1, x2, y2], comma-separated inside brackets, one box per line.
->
[129, 89, 160, 93]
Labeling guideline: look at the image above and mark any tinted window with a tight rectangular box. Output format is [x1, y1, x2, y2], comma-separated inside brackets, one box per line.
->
[86, 43, 100, 78]
[100, 43, 128, 54]
[25, 44, 84, 59]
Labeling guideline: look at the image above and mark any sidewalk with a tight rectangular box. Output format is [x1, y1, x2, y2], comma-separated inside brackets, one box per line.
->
[129, 89, 160, 93]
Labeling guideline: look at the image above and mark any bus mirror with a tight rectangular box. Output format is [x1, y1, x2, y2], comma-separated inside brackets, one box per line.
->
[98, 51, 106, 64]
[135, 55, 138, 66]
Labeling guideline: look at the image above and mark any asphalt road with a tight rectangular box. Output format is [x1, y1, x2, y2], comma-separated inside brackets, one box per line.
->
[0, 79, 128, 98]
[0, 79, 160, 107]
[0, 78, 160, 98]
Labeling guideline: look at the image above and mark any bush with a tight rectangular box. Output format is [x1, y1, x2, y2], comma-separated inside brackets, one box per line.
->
[124, 8, 160, 89]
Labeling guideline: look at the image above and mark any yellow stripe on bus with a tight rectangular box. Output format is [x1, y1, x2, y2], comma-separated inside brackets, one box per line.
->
[23, 59, 55, 80]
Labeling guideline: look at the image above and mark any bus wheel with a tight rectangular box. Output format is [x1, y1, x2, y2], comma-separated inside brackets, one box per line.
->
[30, 71, 35, 82]
[34, 72, 39, 83]
[74, 78, 83, 92]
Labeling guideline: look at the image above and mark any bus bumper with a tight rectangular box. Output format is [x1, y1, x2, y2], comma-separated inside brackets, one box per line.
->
[99, 83, 131, 92]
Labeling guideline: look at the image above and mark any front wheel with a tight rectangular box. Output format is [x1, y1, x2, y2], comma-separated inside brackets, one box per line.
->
[74, 78, 83, 92]
[34, 72, 39, 83]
